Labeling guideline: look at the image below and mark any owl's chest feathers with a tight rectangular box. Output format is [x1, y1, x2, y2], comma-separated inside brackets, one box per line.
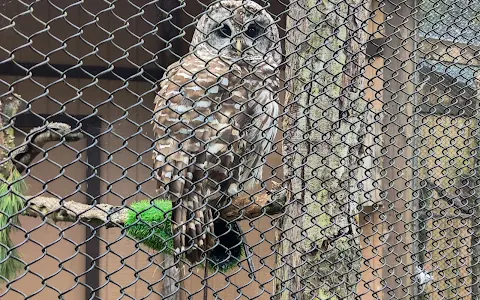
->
[220, 66, 279, 132]
[162, 58, 278, 143]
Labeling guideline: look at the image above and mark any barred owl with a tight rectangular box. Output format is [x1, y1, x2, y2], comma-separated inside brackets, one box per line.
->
[153, 0, 281, 265]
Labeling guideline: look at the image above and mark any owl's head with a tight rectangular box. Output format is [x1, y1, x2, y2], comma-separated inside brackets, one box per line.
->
[190, 0, 281, 65]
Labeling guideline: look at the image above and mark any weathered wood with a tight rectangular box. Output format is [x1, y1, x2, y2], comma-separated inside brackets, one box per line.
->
[367, 37, 480, 66]
[419, 38, 480, 66]
[24, 190, 285, 226]
[380, 0, 415, 297]
[415, 63, 476, 117]
[365, 33, 480, 65]
[471, 77, 480, 298]
[0, 94, 22, 179]
[413, 185, 433, 299]
[417, 103, 475, 118]
[12, 122, 83, 173]
[274, 0, 371, 298]
[24, 196, 129, 226]
[220, 189, 286, 221]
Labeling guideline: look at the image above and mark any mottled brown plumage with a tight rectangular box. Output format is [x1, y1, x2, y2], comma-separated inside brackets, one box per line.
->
[152, 0, 281, 264]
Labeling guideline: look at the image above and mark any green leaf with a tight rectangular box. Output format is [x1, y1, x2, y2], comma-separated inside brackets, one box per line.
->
[0, 169, 27, 283]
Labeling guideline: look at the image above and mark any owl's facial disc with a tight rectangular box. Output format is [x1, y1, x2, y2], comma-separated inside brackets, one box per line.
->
[191, 1, 280, 64]
[205, 18, 273, 61]
[237, 20, 270, 59]
[203, 20, 235, 55]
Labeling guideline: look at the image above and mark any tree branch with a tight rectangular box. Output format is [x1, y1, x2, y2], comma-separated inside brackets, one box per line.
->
[0, 93, 23, 178]
[23, 190, 287, 226]
[0, 93, 83, 178]
[13, 122, 83, 173]
[219, 187, 286, 221]
[24, 196, 128, 227]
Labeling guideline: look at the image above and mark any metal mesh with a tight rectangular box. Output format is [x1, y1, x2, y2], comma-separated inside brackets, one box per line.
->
[0, 0, 479, 299]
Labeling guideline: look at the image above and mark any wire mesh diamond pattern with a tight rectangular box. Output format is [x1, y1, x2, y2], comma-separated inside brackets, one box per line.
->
[0, 0, 480, 299]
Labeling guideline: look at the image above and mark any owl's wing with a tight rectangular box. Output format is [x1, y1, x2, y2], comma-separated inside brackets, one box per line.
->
[152, 55, 240, 262]
[239, 76, 280, 192]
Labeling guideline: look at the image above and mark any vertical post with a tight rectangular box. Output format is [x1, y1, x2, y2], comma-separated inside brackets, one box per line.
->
[410, 9, 425, 298]
[380, 0, 415, 298]
[413, 186, 430, 299]
[85, 118, 102, 300]
[471, 76, 480, 299]
[274, 0, 371, 298]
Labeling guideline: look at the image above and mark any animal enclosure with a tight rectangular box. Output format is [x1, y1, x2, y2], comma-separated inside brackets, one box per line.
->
[0, 0, 478, 299]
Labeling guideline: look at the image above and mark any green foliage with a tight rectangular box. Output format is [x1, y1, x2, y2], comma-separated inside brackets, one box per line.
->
[125, 199, 243, 272]
[125, 199, 174, 254]
[0, 169, 27, 283]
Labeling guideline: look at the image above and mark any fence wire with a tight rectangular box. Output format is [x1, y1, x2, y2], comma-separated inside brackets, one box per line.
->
[0, 0, 479, 299]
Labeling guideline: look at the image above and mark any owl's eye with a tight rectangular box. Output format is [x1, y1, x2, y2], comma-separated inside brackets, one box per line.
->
[246, 23, 263, 38]
[218, 24, 232, 38]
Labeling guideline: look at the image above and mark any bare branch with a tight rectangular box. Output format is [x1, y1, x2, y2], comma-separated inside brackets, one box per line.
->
[24, 196, 128, 227]
[219, 189, 287, 221]
[13, 122, 84, 173]
[23, 190, 287, 226]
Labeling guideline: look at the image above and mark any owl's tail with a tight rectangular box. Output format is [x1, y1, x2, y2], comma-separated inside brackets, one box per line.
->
[170, 163, 215, 264]
[175, 196, 217, 264]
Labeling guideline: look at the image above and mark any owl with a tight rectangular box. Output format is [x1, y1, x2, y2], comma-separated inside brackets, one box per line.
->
[152, 0, 281, 265]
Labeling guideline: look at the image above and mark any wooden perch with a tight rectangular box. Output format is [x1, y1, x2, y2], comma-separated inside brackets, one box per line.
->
[0, 93, 83, 176]
[8, 120, 287, 224]
[12, 122, 83, 173]
[220, 183, 286, 221]
[23, 190, 287, 226]
[24, 196, 129, 227]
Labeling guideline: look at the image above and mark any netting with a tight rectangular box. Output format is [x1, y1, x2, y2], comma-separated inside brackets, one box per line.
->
[0, 0, 479, 299]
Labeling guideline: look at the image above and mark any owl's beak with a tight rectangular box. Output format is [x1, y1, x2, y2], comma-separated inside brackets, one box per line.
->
[235, 38, 243, 54]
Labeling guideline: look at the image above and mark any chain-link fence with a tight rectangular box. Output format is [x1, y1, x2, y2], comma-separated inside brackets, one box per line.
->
[0, 0, 479, 299]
